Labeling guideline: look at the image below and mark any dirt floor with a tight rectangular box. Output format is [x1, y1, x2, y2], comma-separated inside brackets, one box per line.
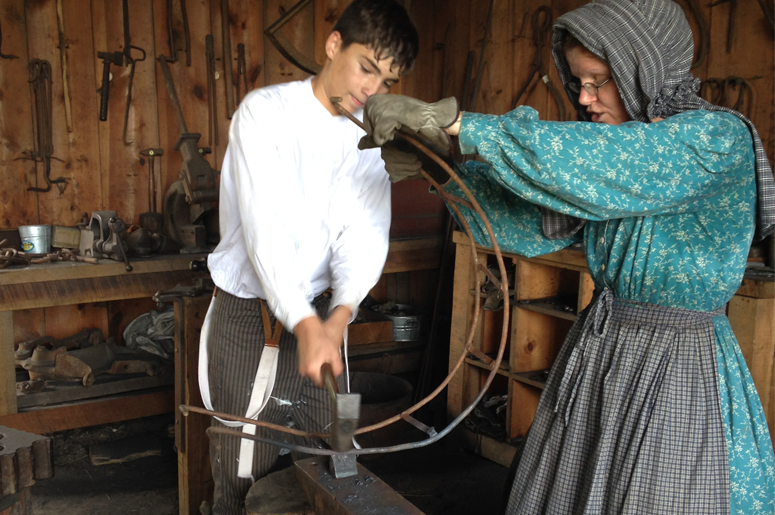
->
[29, 413, 510, 515]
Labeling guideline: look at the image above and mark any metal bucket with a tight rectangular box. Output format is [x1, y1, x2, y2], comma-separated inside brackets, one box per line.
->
[350, 371, 413, 448]
[18, 225, 51, 254]
[366, 304, 425, 341]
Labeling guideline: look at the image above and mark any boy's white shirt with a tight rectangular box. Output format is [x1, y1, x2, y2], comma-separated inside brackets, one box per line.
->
[207, 77, 391, 331]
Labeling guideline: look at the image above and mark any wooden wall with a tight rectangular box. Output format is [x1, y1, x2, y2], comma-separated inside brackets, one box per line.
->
[1, 0, 773, 343]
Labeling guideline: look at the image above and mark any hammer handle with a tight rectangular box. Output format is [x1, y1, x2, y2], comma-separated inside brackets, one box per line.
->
[321, 363, 339, 400]
[99, 60, 111, 121]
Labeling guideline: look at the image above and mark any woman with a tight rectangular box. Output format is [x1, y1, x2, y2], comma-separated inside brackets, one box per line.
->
[362, 0, 775, 512]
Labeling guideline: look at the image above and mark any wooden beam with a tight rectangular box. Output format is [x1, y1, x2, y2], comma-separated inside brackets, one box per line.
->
[0, 311, 16, 416]
[0, 389, 174, 434]
[0, 270, 203, 311]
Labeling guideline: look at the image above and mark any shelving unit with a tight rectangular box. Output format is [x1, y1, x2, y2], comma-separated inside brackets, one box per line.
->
[448, 229, 775, 466]
[448, 231, 593, 467]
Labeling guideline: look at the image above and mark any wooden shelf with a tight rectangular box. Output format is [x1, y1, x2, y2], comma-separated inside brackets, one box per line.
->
[512, 370, 548, 390]
[464, 357, 510, 378]
[515, 297, 578, 321]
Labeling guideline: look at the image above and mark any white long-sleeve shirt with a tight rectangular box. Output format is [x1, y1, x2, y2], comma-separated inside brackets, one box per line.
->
[207, 78, 391, 332]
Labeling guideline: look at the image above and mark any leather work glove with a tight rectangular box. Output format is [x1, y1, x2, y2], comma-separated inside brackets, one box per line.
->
[359, 94, 459, 150]
[374, 135, 452, 185]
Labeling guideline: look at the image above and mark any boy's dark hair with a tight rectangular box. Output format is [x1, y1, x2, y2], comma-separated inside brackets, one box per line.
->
[333, 0, 419, 75]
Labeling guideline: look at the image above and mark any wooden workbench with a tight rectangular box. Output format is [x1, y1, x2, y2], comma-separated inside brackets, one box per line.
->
[0, 254, 208, 431]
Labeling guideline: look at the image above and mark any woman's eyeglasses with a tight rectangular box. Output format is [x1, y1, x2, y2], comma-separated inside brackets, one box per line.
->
[567, 77, 612, 97]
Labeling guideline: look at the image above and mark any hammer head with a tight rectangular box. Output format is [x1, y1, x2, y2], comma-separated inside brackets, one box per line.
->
[328, 391, 360, 479]
[330, 391, 360, 453]
[98, 51, 123, 66]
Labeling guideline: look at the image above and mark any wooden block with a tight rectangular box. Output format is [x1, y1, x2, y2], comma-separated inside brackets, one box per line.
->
[458, 428, 517, 468]
[511, 308, 571, 373]
[348, 320, 393, 346]
[246, 466, 314, 515]
[89, 434, 162, 466]
[0, 488, 32, 515]
[509, 380, 541, 438]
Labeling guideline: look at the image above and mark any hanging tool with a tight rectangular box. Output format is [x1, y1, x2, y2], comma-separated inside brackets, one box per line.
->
[97, 51, 123, 122]
[236, 43, 249, 101]
[19, 60, 67, 193]
[55, 0, 73, 132]
[206, 35, 219, 146]
[0, 17, 18, 60]
[678, 0, 709, 69]
[139, 148, 164, 233]
[166, 0, 178, 62]
[710, 0, 738, 53]
[181, 0, 191, 66]
[755, 0, 774, 32]
[158, 55, 219, 252]
[121, 0, 147, 145]
[511, 6, 566, 121]
[158, 55, 219, 204]
[264, 0, 322, 75]
[163, 0, 191, 65]
[469, 0, 495, 113]
[321, 363, 360, 479]
[700, 76, 753, 118]
[221, 0, 236, 118]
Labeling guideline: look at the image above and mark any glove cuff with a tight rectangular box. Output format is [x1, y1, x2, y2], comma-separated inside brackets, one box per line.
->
[431, 97, 460, 129]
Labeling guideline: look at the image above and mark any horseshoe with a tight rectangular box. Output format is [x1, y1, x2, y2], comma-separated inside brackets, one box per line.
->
[264, 0, 322, 75]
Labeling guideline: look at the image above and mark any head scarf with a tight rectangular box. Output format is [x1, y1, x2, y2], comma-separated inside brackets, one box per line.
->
[548, 0, 775, 240]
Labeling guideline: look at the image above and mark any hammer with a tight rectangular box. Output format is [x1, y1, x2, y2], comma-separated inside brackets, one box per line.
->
[321, 363, 361, 479]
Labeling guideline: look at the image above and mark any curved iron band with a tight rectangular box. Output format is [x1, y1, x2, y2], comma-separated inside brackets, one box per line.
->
[183, 100, 512, 455]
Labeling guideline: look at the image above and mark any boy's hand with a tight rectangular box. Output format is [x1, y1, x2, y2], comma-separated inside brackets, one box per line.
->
[294, 315, 344, 388]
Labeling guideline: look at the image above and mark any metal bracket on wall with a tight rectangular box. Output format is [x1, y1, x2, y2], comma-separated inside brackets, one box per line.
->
[264, 0, 322, 75]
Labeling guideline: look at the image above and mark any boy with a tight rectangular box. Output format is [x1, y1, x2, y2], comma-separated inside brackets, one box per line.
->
[199, 1, 419, 513]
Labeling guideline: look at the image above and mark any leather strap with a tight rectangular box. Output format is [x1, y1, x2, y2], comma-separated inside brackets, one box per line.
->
[259, 299, 283, 348]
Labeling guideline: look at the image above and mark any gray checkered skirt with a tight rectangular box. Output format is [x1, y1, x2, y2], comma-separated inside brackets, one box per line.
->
[506, 290, 730, 514]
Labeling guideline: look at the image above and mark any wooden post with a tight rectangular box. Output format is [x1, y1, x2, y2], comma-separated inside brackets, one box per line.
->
[0, 311, 17, 416]
[177, 295, 214, 515]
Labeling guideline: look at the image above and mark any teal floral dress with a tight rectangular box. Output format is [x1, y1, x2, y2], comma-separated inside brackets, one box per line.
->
[445, 107, 775, 513]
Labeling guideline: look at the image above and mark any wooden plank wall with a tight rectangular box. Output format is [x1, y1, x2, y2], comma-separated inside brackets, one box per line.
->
[1, 0, 773, 343]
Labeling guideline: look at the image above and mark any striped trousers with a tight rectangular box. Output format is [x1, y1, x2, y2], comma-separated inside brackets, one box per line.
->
[205, 290, 334, 515]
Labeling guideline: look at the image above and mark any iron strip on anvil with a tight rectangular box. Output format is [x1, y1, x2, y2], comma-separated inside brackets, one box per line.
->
[295, 457, 424, 515]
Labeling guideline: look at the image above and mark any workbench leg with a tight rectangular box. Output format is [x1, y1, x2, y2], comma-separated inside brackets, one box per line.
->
[177, 295, 214, 515]
[0, 311, 17, 416]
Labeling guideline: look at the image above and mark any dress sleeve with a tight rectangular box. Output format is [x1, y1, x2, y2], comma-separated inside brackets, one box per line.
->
[440, 161, 581, 257]
[327, 151, 391, 320]
[230, 97, 316, 331]
[458, 107, 755, 221]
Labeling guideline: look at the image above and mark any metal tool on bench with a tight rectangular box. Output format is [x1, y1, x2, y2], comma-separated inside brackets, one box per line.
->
[158, 55, 220, 253]
[79, 211, 133, 271]
[321, 363, 361, 479]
